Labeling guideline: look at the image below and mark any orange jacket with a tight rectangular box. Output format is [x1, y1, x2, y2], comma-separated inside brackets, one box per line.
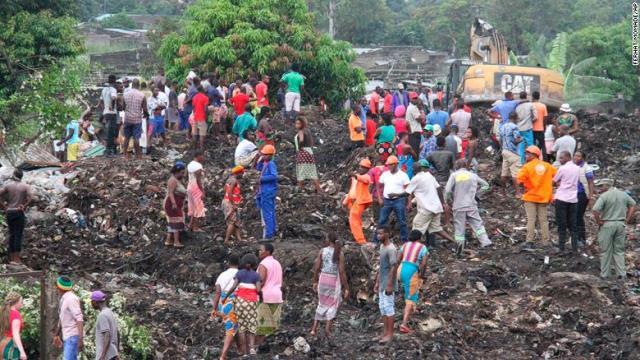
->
[517, 159, 557, 203]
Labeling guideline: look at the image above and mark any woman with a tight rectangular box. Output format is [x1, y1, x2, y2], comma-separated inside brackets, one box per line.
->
[392, 105, 408, 135]
[187, 151, 206, 232]
[223, 254, 262, 357]
[555, 104, 579, 135]
[294, 118, 322, 193]
[574, 151, 595, 245]
[222, 166, 244, 244]
[211, 254, 240, 360]
[164, 161, 187, 248]
[396, 230, 428, 334]
[374, 114, 397, 164]
[311, 232, 349, 337]
[0, 292, 26, 360]
[464, 126, 480, 173]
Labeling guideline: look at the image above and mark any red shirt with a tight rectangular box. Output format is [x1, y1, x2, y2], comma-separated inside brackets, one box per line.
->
[365, 119, 377, 146]
[256, 82, 268, 107]
[383, 94, 392, 114]
[393, 118, 408, 134]
[192, 93, 209, 122]
[4, 310, 21, 337]
[230, 93, 250, 115]
[369, 92, 380, 115]
[463, 104, 472, 113]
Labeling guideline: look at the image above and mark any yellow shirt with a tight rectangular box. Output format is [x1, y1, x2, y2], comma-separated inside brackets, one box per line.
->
[349, 113, 364, 141]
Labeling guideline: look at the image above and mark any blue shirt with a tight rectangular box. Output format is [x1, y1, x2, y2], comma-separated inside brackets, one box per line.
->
[427, 110, 448, 129]
[66, 120, 80, 145]
[491, 100, 519, 124]
[256, 159, 278, 195]
[499, 122, 521, 154]
[419, 135, 437, 160]
[207, 86, 223, 107]
[359, 104, 368, 133]
[399, 155, 414, 178]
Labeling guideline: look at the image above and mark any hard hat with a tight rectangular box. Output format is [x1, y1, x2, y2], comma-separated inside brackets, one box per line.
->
[231, 165, 245, 175]
[359, 159, 372, 168]
[385, 155, 399, 165]
[261, 144, 276, 155]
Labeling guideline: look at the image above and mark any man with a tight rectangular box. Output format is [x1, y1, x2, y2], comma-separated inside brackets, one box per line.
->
[255, 75, 270, 109]
[99, 75, 118, 156]
[418, 125, 437, 161]
[391, 83, 409, 113]
[553, 151, 580, 253]
[445, 124, 462, 158]
[531, 91, 548, 158]
[206, 78, 225, 139]
[147, 86, 168, 147]
[375, 156, 410, 243]
[152, 68, 166, 90]
[229, 86, 253, 118]
[256, 145, 278, 240]
[592, 179, 636, 279]
[426, 99, 448, 129]
[0, 169, 33, 264]
[406, 160, 454, 244]
[445, 159, 492, 254]
[90, 291, 119, 360]
[369, 87, 382, 116]
[426, 136, 455, 185]
[488, 91, 520, 125]
[182, 77, 199, 129]
[232, 104, 258, 141]
[281, 64, 304, 122]
[344, 159, 373, 245]
[405, 93, 424, 157]
[53, 276, 84, 360]
[256, 243, 283, 343]
[359, 97, 369, 136]
[500, 112, 523, 196]
[166, 81, 180, 131]
[517, 146, 557, 245]
[382, 89, 393, 115]
[122, 78, 148, 159]
[373, 227, 397, 343]
[191, 85, 209, 149]
[448, 101, 471, 136]
[348, 104, 365, 148]
[235, 130, 259, 167]
[551, 125, 576, 167]
[418, 87, 428, 108]
[515, 91, 536, 163]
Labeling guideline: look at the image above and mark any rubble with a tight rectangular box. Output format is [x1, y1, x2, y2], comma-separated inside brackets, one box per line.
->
[8, 107, 640, 358]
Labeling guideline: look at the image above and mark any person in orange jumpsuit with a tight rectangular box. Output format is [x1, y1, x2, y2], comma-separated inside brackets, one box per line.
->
[343, 159, 373, 245]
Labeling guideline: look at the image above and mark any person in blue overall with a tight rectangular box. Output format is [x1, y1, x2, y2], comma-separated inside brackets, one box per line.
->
[256, 144, 278, 240]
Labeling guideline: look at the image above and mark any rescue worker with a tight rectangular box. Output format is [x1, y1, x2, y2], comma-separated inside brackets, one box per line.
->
[256, 145, 278, 240]
[343, 159, 373, 245]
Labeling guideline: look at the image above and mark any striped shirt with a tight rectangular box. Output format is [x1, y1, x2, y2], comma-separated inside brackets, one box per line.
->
[400, 241, 427, 264]
[123, 89, 145, 124]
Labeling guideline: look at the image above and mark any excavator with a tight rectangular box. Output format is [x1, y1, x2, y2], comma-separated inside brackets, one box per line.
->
[446, 18, 564, 108]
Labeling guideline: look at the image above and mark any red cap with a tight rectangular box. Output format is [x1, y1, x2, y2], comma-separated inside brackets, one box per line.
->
[408, 91, 418, 100]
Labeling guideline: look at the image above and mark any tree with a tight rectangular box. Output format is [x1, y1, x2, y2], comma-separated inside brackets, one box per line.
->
[159, 0, 365, 110]
[98, 12, 137, 29]
[334, 0, 390, 44]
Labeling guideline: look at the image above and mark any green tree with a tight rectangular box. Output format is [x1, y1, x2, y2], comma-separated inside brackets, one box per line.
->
[98, 12, 137, 29]
[334, 0, 390, 44]
[159, 0, 365, 109]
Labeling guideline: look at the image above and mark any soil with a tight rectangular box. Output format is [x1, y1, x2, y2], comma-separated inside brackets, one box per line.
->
[11, 106, 640, 359]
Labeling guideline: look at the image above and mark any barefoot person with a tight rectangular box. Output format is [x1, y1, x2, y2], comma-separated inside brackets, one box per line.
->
[164, 162, 187, 248]
[311, 233, 349, 337]
[222, 166, 244, 244]
[0, 169, 33, 264]
[0, 292, 27, 359]
[187, 150, 206, 232]
[294, 118, 322, 193]
[211, 254, 240, 360]
[396, 230, 428, 334]
[373, 227, 397, 343]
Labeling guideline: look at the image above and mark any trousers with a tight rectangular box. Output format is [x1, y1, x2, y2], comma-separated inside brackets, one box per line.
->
[104, 113, 118, 154]
[453, 208, 491, 247]
[409, 133, 422, 160]
[533, 130, 546, 161]
[376, 197, 408, 242]
[258, 193, 277, 239]
[6, 210, 25, 253]
[576, 191, 589, 243]
[597, 221, 626, 278]
[349, 203, 370, 244]
[518, 129, 534, 163]
[555, 200, 578, 251]
[524, 201, 549, 243]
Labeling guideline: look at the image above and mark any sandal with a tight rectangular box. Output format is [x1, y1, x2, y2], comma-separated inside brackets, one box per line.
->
[399, 324, 413, 334]
[173, 243, 185, 248]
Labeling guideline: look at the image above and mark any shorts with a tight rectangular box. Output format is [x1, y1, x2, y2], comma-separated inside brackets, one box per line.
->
[123, 122, 142, 139]
[412, 210, 443, 234]
[501, 150, 521, 178]
[285, 92, 300, 112]
[192, 121, 207, 136]
[150, 115, 165, 136]
[66, 143, 80, 162]
[378, 291, 395, 316]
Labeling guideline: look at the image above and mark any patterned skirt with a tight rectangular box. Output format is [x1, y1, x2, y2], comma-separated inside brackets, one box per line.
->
[314, 272, 341, 321]
[0, 337, 19, 360]
[295, 147, 319, 181]
[256, 303, 282, 336]
[235, 297, 258, 334]
[376, 142, 395, 163]
[218, 292, 238, 337]
[163, 193, 185, 232]
[221, 199, 241, 227]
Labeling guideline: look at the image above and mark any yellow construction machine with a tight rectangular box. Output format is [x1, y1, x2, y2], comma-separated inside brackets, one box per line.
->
[446, 18, 564, 108]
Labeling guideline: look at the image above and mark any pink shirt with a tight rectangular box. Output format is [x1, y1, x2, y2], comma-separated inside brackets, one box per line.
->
[59, 291, 83, 340]
[259, 256, 283, 303]
[368, 165, 388, 198]
[553, 161, 580, 203]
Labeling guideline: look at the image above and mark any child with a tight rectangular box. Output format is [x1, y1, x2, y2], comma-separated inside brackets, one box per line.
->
[256, 107, 274, 147]
[223, 253, 262, 356]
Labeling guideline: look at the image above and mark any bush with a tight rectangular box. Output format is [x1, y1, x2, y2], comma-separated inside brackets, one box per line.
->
[98, 12, 137, 30]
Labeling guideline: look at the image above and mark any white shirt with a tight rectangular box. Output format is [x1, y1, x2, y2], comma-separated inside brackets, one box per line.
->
[406, 104, 422, 133]
[215, 268, 239, 293]
[101, 86, 117, 114]
[406, 171, 443, 214]
[147, 92, 168, 114]
[379, 170, 410, 198]
[552, 135, 577, 166]
[450, 110, 471, 135]
[234, 139, 257, 162]
[544, 125, 555, 141]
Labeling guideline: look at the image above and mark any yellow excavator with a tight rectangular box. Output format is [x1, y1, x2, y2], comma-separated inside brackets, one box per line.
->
[446, 18, 564, 108]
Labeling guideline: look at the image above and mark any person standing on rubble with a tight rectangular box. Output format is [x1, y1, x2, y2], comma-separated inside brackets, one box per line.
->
[0, 169, 33, 264]
[280, 63, 304, 123]
[294, 118, 322, 193]
[373, 227, 397, 344]
[211, 254, 240, 360]
[90, 291, 119, 360]
[405, 92, 424, 157]
[395, 229, 428, 334]
[515, 91, 536, 163]
[58, 103, 91, 162]
[348, 104, 365, 148]
[256, 145, 278, 240]
[52, 276, 84, 360]
[187, 150, 206, 233]
[553, 151, 581, 253]
[375, 156, 410, 243]
[343, 159, 373, 245]
[222, 166, 244, 244]
[445, 159, 492, 255]
[574, 151, 595, 245]
[164, 161, 187, 248]
[122, 78, 148, 160]
[99, 74, 118, 156]
[256, 243, 283, 345]
[531, 91, 548, 158]
[592, 179, 636, 279]
[517, 146, 556, 246]
[500, 112, 523, 196]
[555, 103, 579, 135]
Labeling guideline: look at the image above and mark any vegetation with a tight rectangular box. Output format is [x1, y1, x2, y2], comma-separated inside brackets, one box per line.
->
[159, 0, 365, 110]
[0, 279, 39, 358]
[75, 0, 186, 21]
[98, 12, 137, 29]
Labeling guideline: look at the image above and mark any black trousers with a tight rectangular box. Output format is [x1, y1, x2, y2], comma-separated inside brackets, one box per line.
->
[6, 210, 25, 253]
[104, 113, 118, 154]
[555, 200, 578, 250]
[409, 133, 422, 160]
[533, 131, 546, 161]
[576, 191, 589, 243]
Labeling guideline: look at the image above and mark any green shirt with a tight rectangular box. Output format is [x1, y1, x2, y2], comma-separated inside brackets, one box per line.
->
[376, 125, 396, 144]
[281, 71, 304, 94]
[232, 113, 257, 140]
[592, 187, 636, 221]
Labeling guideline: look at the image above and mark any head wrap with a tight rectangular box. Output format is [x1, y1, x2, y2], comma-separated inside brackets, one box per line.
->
[174, 161, 186, 170]
[56, 276, 73, 291]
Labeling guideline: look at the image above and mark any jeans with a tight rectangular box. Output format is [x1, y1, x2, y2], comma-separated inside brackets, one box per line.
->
[63, 335, 79, 360]
[576, 192, 589, 243]
[376, 197, 408, 242]
[103, 113, 118, 155]
[409, 133, 422, 160]
[555, 200, 578, 251]
[6, 210, 25, 253]
[518, 129, 534, 163]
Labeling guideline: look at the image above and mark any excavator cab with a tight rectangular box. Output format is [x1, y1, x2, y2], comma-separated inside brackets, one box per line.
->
[445, 59, 473, 107]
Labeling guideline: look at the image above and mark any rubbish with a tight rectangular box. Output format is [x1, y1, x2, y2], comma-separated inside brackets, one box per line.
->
[418, 318, 443, 334]
[475, 281, 488, 294]
[293, 337, 310, 353]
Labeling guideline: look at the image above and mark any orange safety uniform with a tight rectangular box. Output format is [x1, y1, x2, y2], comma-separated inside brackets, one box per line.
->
[344, 174, 373, 244]
[517, 159, 557, 203]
